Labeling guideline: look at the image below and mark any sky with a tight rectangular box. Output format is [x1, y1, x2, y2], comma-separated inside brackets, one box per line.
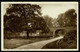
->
[40, 4, 77, 18]
[2, 2, 78, 19]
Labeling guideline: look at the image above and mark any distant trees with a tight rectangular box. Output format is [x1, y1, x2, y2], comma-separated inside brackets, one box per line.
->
[4, 4, 49, 39]
[43, 15, 53, 28]
[52, 18, 60, 27]
[46, 9, 77, 28]
[57, 9, 77, 27]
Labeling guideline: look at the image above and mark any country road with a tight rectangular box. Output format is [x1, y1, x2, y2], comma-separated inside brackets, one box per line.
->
[15, 36, 64, 49]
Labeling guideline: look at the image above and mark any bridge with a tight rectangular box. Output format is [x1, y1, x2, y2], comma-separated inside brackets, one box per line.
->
[50, 26, 77, 37]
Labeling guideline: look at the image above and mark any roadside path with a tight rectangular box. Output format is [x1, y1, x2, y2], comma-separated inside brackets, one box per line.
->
[15, 36, 64, 49]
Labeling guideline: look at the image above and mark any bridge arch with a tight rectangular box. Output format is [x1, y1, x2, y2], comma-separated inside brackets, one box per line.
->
[54, 29, 66, 37]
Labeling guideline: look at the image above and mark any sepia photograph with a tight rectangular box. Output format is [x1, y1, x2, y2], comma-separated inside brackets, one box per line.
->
[1, 2, 78, 51]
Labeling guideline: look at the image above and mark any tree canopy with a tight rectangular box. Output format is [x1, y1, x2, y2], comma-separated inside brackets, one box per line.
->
[57, 9, 77, 27]
[4, 4, 49, 33]
[43, 15, 53, 28]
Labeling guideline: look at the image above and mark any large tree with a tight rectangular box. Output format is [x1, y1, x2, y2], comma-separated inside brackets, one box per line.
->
[57, 9, 77, 27]
[64, 9, 77, 26]
[4, 4, 49, 39]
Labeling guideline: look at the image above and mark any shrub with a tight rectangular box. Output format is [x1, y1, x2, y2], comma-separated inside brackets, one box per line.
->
[42, 30, 77, 49]
[57, 30, 77, 49]
[63, 30, 77, 41]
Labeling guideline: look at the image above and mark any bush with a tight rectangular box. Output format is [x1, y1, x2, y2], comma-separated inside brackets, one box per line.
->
[42, 30, 77, 49]
[59, 30, 77, 49]
[63, 30, 77, 41]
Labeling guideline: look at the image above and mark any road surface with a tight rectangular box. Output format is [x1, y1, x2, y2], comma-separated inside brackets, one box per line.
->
[15, 36, 64, 49]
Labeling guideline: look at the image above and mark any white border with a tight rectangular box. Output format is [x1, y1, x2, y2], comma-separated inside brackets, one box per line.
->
[1, 2, 78, 4]
[1, 2, 79, 51]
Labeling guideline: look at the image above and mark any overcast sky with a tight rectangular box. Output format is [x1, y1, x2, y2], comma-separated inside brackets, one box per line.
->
[2, 2, 78, 19]
[40, 4, 77, 18]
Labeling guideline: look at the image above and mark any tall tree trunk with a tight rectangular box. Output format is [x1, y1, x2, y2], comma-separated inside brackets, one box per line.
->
[27, 31, 29, 39]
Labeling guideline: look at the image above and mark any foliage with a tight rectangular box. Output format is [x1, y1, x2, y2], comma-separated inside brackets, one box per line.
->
[63, 30, 77, 41]
[57, 9, 77, 27]
[52, 18, 60, 27]
[43, 15, 53, 28]
[4, 4, 49, 33]
[42, 30, 77, 49]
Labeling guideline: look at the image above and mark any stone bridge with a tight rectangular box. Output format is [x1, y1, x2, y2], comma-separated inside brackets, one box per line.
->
[50, 27, 77, 37]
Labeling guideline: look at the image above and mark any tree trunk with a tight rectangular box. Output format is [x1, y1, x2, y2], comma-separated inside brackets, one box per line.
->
[27, 31, 29, 39]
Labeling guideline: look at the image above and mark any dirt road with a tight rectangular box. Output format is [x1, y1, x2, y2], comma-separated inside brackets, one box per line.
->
[15, 36, 64, 49]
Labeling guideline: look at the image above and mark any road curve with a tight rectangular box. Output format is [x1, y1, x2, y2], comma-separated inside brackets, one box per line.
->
[15, 36, 64, 49]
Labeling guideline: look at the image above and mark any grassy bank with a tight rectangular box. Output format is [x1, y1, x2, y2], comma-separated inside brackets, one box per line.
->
[4, 37, 50, 49]
[42, 30, 77, 49]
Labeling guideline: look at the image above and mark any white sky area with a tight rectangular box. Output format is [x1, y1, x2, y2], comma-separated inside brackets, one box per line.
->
[40, 4, 77, 18]
[2, 2, 77, 19]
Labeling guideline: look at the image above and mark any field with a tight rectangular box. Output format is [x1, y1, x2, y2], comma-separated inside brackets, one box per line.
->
[4, 37, 50, 49]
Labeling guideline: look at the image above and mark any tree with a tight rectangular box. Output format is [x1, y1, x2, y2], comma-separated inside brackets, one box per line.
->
[43, 15, 53, 28]
[57, 9, 77, 27]
[4, 4, 49, 39]
[57, 13, 64, 27]
[52, 18, 60, 27]
[64, 9, 77, 26]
